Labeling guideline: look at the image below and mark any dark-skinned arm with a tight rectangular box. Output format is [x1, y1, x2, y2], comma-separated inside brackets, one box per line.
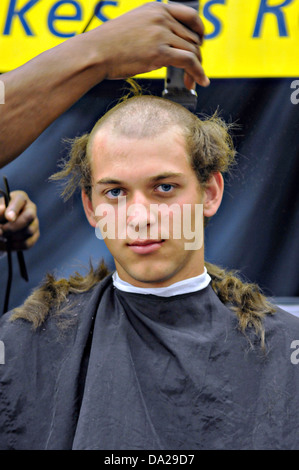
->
[0, 2, 209, 168]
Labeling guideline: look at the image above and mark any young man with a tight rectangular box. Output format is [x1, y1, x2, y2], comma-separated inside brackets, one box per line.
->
[1, 95, 299, 450]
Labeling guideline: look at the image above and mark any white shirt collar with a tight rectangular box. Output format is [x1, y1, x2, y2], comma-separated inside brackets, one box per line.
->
[112, 268, 211, 297]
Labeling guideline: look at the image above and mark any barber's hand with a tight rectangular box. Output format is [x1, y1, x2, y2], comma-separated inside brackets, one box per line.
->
[89, 2, 209, 90]
[0, 191, 40, 251]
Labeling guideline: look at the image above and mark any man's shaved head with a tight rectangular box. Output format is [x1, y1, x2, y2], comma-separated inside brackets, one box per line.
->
[89, 95, 193, 142]
[52, 94, 236, 202]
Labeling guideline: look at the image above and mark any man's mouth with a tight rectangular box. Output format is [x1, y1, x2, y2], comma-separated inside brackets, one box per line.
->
[127, 239, 165, 254]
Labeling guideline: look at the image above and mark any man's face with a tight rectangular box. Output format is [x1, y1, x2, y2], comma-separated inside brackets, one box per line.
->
[84, 125, 206, 287]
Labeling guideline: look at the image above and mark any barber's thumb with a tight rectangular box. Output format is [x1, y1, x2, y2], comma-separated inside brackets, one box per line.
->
[5, 207, 17, 222]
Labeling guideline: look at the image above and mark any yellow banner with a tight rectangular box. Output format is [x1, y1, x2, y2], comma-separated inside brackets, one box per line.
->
[0, 0, 298, 77]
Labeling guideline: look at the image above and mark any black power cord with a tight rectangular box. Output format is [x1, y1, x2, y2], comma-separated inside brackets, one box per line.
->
[0, 176, 28, 316]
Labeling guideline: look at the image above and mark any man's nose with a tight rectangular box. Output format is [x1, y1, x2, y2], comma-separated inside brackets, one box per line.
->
[127, 192, 156, 229]
[130, 190, 149, 207]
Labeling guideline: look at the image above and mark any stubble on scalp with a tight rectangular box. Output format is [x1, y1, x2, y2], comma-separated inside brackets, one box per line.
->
[51, 94, 236, 202]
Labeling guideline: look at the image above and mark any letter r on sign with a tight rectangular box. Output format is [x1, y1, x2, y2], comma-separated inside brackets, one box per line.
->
[253, 0, 293, 37]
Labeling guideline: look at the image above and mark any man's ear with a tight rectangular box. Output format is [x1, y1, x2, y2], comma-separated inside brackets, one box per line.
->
[203, 172, 224, 218]
[81, 190, 97, 228]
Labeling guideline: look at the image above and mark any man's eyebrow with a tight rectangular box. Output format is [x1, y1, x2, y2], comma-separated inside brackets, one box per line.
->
[96, 173, 185, 186]
[96, 178, 123, 185]
[148, 172, 185, 182]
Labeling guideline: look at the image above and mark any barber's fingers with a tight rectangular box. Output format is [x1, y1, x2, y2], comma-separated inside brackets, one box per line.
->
[0, 197, 8, 222]
[164, 4, 209, 87]
[0, 191, 37, 232]
[0, 190, 27, 224]
[2, 216, 39, 240]
[22, 227, 40, 250]
[166, 2, 205, 43]
[166, 33, 204, 69]
[165, 7, 202, 46]
[0, 218, 40, 251]
[160, 45, 208, 88]
[183, 72, 196, 92]
[163, 47, 207, 89]
[0, 190, 40, 251]
[1, 203, 37, 233]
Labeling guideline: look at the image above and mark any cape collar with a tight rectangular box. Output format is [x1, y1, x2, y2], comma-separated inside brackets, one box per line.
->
[112, 268, 211, 297]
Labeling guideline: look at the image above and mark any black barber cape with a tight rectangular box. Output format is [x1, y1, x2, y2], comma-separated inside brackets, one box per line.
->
[1, 273, 299, 450]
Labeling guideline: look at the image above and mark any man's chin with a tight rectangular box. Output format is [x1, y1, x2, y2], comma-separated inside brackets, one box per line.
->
[117, 267, 179, 288]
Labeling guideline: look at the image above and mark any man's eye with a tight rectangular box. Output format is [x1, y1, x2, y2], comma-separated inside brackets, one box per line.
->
[106, 188, 125, 199]
[157, 184, 174, 193]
